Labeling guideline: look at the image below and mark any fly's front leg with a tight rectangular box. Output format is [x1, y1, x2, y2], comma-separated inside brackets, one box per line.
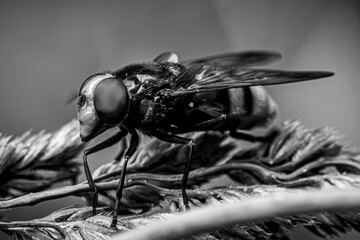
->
[83, 130, 128, 215]
[153, 130, 195, 211]
[230, 123, 281, 160]
[111, 129, 140, 228]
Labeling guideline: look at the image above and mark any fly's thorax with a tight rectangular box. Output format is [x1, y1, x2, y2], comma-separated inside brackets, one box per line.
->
[124, 92, 176, 135]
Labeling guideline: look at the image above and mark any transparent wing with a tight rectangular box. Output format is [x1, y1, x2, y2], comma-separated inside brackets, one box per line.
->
[170, 67, 334, 96]
[182, 51, 282, 68]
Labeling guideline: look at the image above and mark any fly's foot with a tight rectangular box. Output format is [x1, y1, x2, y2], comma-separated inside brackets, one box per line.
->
[181, 188, 191, 211]
[91, 190, 98, 216]
[110, 217, 118, 229]
[110, 198, 121, 229]
[184, 202, 190, 211]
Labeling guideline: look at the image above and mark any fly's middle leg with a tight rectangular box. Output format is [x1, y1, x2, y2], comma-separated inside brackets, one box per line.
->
[111, 129, 139, 228]
[114, 138, 128, 162]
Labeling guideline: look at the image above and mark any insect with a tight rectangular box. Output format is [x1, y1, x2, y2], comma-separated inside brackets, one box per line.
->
[72, 51, 333, 227]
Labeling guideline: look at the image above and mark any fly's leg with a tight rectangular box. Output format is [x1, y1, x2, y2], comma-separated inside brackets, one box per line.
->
[114, 138, 128, 162]
[181, 140, 195, 211]
[83, 130, 128, 215]
[152, 131, 195, 211]
[171, 114, 228, 134]
[230, 124, 280, 141]
[230, 124, 281, 159]
[190, 114, 227, 130]
[111, 129, 139, 228]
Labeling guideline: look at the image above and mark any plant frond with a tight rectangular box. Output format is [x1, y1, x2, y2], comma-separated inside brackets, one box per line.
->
[1, 120, 360, 240]
[2, 185, 360, 240]
[0, 120, 84, 199]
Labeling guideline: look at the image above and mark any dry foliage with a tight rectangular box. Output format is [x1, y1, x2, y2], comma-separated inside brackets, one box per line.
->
[0, 119, 360, 240]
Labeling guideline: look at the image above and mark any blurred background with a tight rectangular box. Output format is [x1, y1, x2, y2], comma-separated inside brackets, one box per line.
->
[0, 0, 359, 239]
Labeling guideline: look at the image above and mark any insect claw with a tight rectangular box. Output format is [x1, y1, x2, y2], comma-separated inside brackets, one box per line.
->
[189, 139, 196, 147]
[184, 203, 190, 211]
[110, 217, 118, 229]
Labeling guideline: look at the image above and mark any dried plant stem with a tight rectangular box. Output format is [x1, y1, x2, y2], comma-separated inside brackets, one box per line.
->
[0, 181, 113, 209]
[0, 221, 63, 232]
[114, 188, 360, 240]
[1, 160, 358, 210]
[0, 163, 268, 209]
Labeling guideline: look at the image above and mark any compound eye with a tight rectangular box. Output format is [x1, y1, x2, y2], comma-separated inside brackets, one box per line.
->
[93, 78, 129, 126]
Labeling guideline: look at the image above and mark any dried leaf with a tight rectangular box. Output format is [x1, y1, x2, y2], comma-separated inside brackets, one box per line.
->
[1, 120, 360, 240]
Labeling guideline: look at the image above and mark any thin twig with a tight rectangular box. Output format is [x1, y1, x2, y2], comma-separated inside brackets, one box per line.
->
[114, 188, 360, 240]
[3, 162, 359, 210]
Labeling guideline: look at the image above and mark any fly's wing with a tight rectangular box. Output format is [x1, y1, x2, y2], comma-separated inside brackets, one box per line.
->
[130, 51, 333, 98]
[170, 67, 334, 96]
[151, 51, 282, 91]
[182, 51, 282, 68]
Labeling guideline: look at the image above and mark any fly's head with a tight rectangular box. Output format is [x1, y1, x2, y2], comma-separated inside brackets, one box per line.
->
[77, 73, 130, 142]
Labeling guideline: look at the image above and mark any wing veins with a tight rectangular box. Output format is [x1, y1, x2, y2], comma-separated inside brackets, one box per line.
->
[171, 69, 334, 96]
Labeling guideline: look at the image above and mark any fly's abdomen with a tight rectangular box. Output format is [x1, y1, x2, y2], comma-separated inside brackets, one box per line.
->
[227, 86, 278, 130]
[165, 87, 278, 133]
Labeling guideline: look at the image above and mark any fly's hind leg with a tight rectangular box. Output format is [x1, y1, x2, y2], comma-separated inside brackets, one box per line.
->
[230, 124, 280, 142]
[190, 114, 227, 130]
[230, 123, 281, 160]
[82, 130, 128, 215]
[155, 114, 229, 210]
[152, 130, 196, 211]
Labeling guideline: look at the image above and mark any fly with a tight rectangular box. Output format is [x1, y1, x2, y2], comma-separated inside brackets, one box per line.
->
[73, 51, 334, 227]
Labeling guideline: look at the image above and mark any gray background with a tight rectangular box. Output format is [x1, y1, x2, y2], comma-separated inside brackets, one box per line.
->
[0, 1, 359, 239]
